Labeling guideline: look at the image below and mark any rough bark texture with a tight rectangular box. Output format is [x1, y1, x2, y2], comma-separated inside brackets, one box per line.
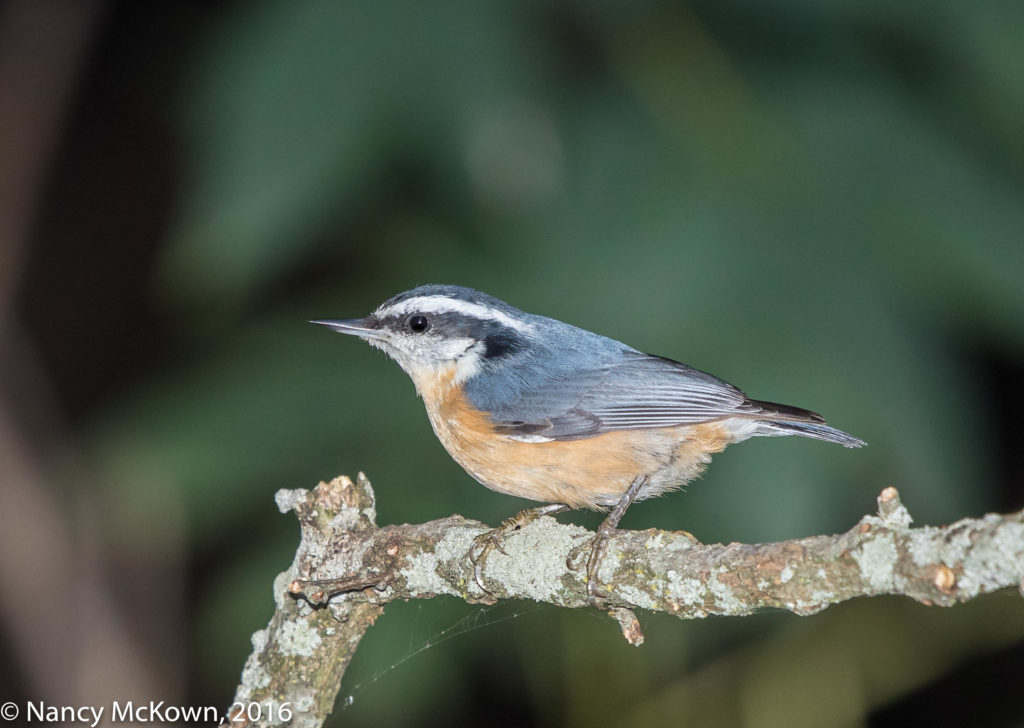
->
[228, 474, 1024, 727]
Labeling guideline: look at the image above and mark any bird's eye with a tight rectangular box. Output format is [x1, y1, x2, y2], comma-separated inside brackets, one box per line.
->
[407, 315, 430, 333]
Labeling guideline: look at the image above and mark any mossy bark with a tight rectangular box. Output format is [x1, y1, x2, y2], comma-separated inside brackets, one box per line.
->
[228, 477, 1024, 727]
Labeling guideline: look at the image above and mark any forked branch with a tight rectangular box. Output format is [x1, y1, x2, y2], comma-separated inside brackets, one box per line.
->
[227, 474, 1024, 728]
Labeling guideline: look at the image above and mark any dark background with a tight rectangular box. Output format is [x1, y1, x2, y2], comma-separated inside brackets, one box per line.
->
[1, 1, 1022, 726]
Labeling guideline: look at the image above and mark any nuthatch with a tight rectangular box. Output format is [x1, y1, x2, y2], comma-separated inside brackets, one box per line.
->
[314, 285, 864, 601]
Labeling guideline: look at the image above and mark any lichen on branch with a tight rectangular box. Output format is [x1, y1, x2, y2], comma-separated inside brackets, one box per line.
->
[228, 474, 1024, 728]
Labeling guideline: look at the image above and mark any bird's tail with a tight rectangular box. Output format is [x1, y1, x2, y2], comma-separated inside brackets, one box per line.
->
[755, 420, 866, 448]
[746, 399, 866, 448]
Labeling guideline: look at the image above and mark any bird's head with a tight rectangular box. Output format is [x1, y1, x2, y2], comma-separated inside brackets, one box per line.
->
[313, 285, 536, 391]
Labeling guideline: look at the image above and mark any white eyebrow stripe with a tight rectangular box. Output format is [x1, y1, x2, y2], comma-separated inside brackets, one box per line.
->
[377, 296, 534, 333]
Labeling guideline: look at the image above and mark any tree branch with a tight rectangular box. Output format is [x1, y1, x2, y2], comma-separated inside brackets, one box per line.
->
[227, 474, 1024, 727]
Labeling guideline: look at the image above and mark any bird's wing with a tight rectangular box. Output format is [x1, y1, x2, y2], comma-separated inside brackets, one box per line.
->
[490, 351, 823, 441]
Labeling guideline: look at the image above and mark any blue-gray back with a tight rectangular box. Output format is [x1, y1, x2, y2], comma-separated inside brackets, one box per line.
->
[463, 314, 763, 440]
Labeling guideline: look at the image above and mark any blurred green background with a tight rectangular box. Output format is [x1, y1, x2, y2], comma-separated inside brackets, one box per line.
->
[1, 0, 1022, 725]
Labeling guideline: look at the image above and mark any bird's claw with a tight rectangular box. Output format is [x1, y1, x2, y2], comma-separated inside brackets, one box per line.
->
[565, 475, 647, 608]
[470, 531, 501, 593]
[566, 526, 618, 607]
[469, 504, 569, 594]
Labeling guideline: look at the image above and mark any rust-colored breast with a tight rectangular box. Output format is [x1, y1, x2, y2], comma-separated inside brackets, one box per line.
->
[413, 365, 732, 510]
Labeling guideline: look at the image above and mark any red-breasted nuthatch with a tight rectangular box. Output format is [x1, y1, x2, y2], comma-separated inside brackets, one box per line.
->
[314, 285, 864, 601]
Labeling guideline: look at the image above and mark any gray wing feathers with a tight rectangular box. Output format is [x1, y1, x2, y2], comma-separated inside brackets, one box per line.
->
[489, 352, 785, 440]
[473, 336, 865, 446]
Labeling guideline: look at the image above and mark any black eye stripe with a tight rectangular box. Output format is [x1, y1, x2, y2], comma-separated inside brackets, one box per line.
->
[482, 331, 523, 359]
[386, 311, 524, 353]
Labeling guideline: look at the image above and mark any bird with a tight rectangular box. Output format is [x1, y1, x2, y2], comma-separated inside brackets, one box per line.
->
[313, 284, 864, 602]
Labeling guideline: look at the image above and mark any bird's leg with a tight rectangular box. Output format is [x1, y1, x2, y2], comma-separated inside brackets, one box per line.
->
[470, 503, 570, 593]
[567, 475, 647, 606]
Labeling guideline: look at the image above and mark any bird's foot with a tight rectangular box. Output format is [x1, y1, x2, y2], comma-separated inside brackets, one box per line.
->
[469, 503, 569, 593]
[565, 474, 648, 608]
[566, 519, 621, 606]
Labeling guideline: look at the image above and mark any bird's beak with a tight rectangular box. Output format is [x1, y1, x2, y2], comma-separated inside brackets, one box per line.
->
[310, 318, 382, 339]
